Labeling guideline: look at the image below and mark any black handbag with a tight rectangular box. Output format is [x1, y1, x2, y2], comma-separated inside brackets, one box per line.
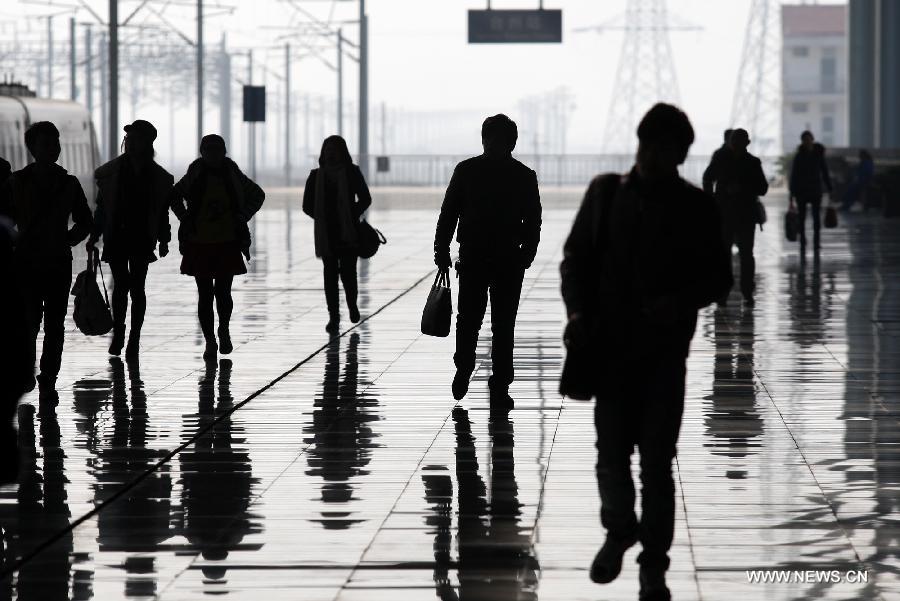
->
[357, 219, 387, 259]
[824, 205, 838, 228]
[784, 208, 800, 242]
[71, 249, 114, 336]
[421, 269, 452, 337]
[559, 325, 594, 401]
[755, 200, 767, 230]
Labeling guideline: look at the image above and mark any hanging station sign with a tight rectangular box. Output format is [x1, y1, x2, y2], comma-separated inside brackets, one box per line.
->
[468, 9, 563, 44]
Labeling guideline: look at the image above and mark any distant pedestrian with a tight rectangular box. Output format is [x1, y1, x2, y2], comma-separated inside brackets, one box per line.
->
[0, 122, 93, 391]
[702, 128, 768, 305]
[173, 134, 265, 360]
[840, 149, 874, 212]
[87, 120, 174, 359]
[560, 104, 731, 601]
[434, 114, 541, 411]
[302, 135, 372, 333]
[789, 130, 832, 256]
[702, 128, 733, 194]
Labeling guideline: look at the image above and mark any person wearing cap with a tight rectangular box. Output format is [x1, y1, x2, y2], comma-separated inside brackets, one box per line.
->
[87, 119, 174, 359]
[0, 121, 93, 391]
[701, 127, 768, 305]
[560, 104, 731, 601]
[172, 134, 264, 360]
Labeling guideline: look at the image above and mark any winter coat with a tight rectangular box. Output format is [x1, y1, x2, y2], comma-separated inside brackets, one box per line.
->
[560, 169, 732, 366]
[302, 164, 371, 257]
[0, 162, 93, 262]
[790, 143, 832, 198]
[702, 148, 769, 220]
[172, 158, 265, 247]
[91, 155, 174, 260]
[434, 154, 542, 269]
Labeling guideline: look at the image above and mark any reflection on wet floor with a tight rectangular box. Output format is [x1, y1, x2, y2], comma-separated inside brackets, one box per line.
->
[0, 191, 898, 599]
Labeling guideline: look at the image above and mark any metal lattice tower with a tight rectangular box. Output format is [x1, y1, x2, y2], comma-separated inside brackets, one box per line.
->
[602, 0, 682, 153]
[730, 0, 781, 154]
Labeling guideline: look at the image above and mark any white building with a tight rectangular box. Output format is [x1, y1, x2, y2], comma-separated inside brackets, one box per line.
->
[781, 4, 848, 152]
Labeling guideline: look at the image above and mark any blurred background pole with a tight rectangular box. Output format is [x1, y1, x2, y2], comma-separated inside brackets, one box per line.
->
[197, 0, 204, 147]
[337, 29, 343, 136]
[85, 25, 93, 115]
[47, 16, 53, 97]
[358, 0, 368, 177]
[109, 1, 118, 159]
[285, 42, 291, 185]
[70, 17, 77, 100]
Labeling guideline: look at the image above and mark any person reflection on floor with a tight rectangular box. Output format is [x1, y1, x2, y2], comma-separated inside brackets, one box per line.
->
[704, 308, 763, 479]
[421, 408, 538, 601]
[94, 357, 171, 598]
[7, 393, 75, 600]
[304, 333, 380, 529]
[176, 359, 258, 589]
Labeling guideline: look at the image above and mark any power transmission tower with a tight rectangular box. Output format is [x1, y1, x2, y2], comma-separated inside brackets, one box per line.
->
[579, 0, 693, 153]
[730, 0, 781, 154]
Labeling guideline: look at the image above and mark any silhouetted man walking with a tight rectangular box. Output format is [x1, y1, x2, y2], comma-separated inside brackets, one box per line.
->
[1, 122, 93, 391]
[434, 114, 541, 411]
[560, 104, 731, 601]
[702, 128, 768, 305]
[789, 130, 832, 256]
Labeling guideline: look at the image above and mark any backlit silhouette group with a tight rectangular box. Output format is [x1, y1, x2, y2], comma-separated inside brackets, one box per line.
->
[0, 103, 838, 601]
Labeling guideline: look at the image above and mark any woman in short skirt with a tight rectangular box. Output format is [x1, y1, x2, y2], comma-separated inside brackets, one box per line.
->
[173, 135, 264, 359]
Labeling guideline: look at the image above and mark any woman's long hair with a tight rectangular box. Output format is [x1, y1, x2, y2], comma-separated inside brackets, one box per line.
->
[318, 135, 353, 168]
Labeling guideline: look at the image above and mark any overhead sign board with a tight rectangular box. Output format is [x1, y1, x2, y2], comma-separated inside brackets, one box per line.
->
[468, 9, 562, 44]
[243, 86, 266, 122]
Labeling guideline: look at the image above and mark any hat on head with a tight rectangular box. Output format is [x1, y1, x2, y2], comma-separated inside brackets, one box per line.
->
[123, 119, 157, 141]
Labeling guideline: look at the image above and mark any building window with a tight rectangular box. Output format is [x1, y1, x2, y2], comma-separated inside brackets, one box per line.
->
[792, 102, 809, 113]
[822, 115, 835, 134]
[821, 55, 837, 93]
[792, 46, 809, 57]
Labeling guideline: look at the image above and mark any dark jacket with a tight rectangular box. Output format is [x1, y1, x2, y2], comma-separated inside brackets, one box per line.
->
[0, 162, 93, 262]
[702, 148, 769, 220]
[790, 143, 832, 198]
[560, 170, 732, 364]
[173, 157, 265, 246]
[91, 155, 174, 260]
[302, 164, 372, 256]
[435, 154, 542, 268]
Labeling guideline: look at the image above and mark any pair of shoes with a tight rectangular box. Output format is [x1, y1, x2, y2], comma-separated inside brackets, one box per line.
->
[348, 303, 361, 324]
[452, 369, 472, 401]
[203, 341, 218, 361]
[109, 327, 125, 356]
[125, 336, 140, 360]
[489, 386, 515, 412]
[326, 312, 340, 333]
[218, 326, 233, 354]
[589, 533, 638, 584]
[639, 567, 671, 601]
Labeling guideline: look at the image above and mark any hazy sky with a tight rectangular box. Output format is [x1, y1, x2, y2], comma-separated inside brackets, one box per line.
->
[6, 0, 844, 160]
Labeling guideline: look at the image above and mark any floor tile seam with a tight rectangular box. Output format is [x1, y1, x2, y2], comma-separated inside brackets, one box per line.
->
[750, 347, 868, 571]
[156, 314, 430, 598]
[330, 245, 566, 599]
[3, 266, 440, 581]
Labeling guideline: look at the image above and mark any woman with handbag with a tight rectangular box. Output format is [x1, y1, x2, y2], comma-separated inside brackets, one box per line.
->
[173, 135, 265, 360]
[302, 135, 372, 333]
[87, 120, 173, 360]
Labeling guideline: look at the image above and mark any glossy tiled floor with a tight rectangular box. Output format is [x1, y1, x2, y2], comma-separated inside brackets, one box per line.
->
[1, 189, 898, 600]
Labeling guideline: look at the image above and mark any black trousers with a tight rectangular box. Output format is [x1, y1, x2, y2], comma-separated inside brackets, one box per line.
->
[721, 215, 756, 298]
[109, 258, 149, 336]
[796, 194, 822, 250]
[594, 358, 686, 571]
[17, 259, 72, 379]
[454, 265, 524, 390]
[322, 253, 358, 314]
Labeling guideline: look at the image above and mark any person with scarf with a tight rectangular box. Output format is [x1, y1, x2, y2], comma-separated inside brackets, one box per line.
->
[302, 135, 372, 333]
[173, 135, 264, 360]
[87, 119, 173, 359]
